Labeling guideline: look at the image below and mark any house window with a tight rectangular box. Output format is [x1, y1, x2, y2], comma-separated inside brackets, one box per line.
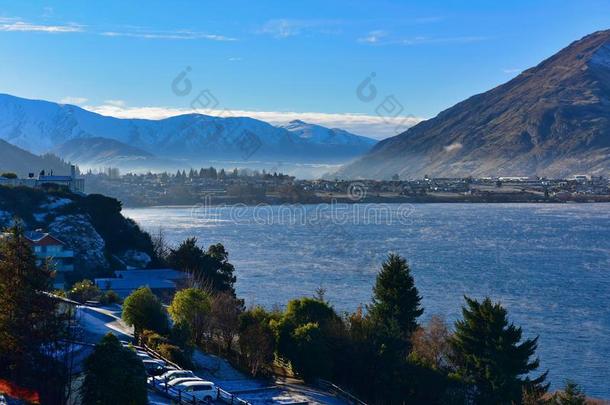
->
[47, 245, 62, 253]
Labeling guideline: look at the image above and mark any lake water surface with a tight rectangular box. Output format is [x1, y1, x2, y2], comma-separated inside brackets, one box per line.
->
[124, 203, 610, 398]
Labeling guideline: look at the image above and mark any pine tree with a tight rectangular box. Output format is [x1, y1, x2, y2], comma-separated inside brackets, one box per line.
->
[368, 253, 423, 346]
[551, 380, 587, 405]
[451, 296, 549, 404]
[82, 333, 147, 405]
[0, 224, 67, 401]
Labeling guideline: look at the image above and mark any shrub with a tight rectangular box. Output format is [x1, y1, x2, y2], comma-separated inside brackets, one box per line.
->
[68, 279, 101, 303]
[140, 330, 168, 349]
[156, 343, 193, 369]
[99, 290, 121, 305]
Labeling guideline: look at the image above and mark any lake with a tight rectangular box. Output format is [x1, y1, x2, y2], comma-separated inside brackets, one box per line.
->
[124, 203, 610, 398]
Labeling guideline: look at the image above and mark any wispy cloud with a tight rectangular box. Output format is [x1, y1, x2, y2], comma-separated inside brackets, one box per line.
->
[358, 30, 388, 44]
[0, 17, 83, 33]
[0, 17, 235, 41]
[60, 96, 88, 105]
[83, 102, 423, 139]
[358, 30, 488, 46]
[400, 36, 487, 45]
[258, 19, 342, 38]
[101, 29, 236, 41]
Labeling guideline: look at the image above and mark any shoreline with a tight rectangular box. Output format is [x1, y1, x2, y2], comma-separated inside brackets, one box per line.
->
[121, 198, 610, 209]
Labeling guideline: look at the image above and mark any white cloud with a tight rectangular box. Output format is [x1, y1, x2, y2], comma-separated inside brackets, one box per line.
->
[259, 19, 299, 38]
[83, 103, 424, 139]
[358, 30, 388, 44]
[258, 19, 342, 39]
[60, 96, 88, 105]
[101, 30, 236, 41]
[0, 19, 83, 33]
[359, 32, 488, 46]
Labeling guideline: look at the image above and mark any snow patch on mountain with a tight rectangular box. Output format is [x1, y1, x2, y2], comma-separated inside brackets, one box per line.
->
[280, 120, 376, 146]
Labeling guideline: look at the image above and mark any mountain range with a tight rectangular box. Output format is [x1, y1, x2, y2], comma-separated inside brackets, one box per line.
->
[0, 94, 376, 172]
[338, 30, 610, 179]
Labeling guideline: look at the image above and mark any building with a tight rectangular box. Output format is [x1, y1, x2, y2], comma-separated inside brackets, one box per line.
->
[36, 165, 85, 193]
[24, 230, 74, 288]
[95, 268, 189, 301]
[0, 165, 85, 194]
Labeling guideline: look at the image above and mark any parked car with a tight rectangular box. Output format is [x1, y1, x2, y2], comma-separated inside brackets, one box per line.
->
[142, 359, 168, 376]
[166, 377, 203, 388]
[171, 380, 216, 402]
[148, 370, 196, 387]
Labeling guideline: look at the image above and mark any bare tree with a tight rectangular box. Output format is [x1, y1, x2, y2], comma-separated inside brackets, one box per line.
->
[151, 227, 170, 262]
[410, 315, 453, 370]
[209, 292, 244, 353]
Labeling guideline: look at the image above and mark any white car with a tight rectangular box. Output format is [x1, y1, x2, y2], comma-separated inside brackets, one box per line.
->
[148, 369, 195, 386]
[171, 380, 216, 402]
[166, 377, 203, 388]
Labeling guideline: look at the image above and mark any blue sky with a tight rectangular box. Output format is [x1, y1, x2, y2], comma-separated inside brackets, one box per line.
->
[1, 0, 610, 138]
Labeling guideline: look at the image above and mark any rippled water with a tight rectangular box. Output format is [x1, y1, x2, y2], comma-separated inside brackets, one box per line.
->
[124, 203, 610, 398]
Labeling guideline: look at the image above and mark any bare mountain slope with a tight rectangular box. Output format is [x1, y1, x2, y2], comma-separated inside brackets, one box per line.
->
[339, 30, 610, 179]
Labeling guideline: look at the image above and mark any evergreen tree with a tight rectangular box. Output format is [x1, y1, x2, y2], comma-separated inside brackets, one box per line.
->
[0, 224, 67, 402]
[82, 333, 147, 405]
[450, 296, 548, 404]
[168, 238, 236, 294]
[368, 253, 423, 346]
[275, 298, 345, 382]
[551, 380, 587, 405]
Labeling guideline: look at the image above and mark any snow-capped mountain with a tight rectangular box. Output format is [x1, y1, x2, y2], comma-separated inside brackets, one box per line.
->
[280, 120, 376, 147]
[0, 94, 377, 167]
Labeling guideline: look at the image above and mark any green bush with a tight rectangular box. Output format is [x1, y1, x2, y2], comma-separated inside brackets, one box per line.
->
[68, 279, 101, 303]
[99, 290, 121, 305]
[156, 343, 193, 369]
[140, 330, 168, 349]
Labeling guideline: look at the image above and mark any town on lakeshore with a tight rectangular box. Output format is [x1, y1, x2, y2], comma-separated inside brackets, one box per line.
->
[79, 167, 610, 206]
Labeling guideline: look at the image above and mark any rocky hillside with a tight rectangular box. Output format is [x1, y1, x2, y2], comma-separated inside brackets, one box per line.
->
[0, 186, 158, 281]
[339, 30, 610, 179]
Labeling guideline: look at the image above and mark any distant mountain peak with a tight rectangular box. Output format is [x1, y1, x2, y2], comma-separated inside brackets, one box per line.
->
[279, 120, 376, 147]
